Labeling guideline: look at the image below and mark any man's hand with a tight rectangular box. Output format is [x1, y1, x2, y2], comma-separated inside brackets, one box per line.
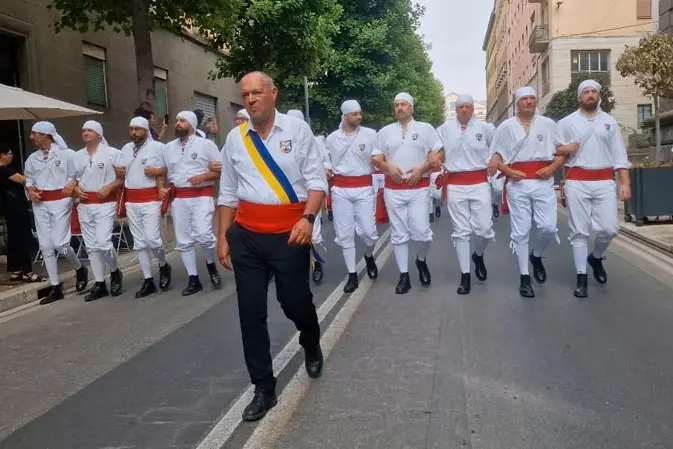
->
[325, 168, 334, 179]
[62, 180, 77, 197]
[208, 161, 222, 173]
[487, 155, 502, 176]
[187, 174, 205, 186]
[218, 238, 232, 270]
[159, 187, 170, 200]
[75, 186, 88, 200]
[508, 170, 527, 181]
[386, 163, 404, 184]
[287, 218, 313, 246]
[428, 152, 443, 169]
[144, 166, 164, 177]
[28, 189, 42, 202]
[113, 165, 126, 178]
[536, 165, 556, 180]
[98, 185, 113, 200]
[406, 166, 426, 187]
[619, 183, 632, 201]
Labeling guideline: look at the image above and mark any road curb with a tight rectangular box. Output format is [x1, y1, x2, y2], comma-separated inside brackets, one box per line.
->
[619, 225, 673, 256]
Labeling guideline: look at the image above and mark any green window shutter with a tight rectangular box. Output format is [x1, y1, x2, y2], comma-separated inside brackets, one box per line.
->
[154, 78, 167, 118]
[84, 55, 107, 107]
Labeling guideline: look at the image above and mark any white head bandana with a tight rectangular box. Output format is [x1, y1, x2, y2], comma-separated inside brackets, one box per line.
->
[129, 116, 154, 141]
[339, 100, 362, 130]
[237, 109, 250, 120]
[456, 94, 474, 107]
[287, 109, 305, 121]
[514, 86, 539, 115]
[394, 92, 414, 106]
[31, 121, 68, 150]
[177, 111, 198, 131]
[82, 120, 108, 146]
[577, 79, 603, 108]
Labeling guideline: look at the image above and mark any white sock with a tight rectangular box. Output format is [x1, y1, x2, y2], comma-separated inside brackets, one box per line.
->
[102, 250, 118, 272]
[573, 245, 588, 274]
[181, 248, 198, 276]
[474, 236, 489, 257]
[342, 247, 357, 273]
[364, 246, 374, 258]
[455, 241, 471, 274]
[89, 252, 106, 282]
[593, 239, 611, 259]
[62, 246, 82, 270]
[417, 241, 431, 261]
[152, 247, 167, 265]
[393, 243, 409, 273]
[204, 247, 215, 265]
[43, 252, 60, 286]
[515, 242, 530, 275]
[138, 248, 153, 279]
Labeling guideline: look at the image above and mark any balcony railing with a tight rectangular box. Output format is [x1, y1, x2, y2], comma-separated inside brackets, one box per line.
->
[529, 24, 550, 53]
[528, 0, 544, 3]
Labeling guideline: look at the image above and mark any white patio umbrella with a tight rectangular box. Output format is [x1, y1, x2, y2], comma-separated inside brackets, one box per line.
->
[0, 83, 102, 120]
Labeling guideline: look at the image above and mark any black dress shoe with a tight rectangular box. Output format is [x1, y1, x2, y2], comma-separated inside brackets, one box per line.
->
[135, 278, 158, 298]
[435, 205, 442, 217]
[429, 213, 435, 223]
[343, 273, 358, 293]
[587, 253, 607, 284]
[312, 261, 323, 284]
[573, 273, 588, 298]
[40, 284, 64, 305]
[415, 257, 431, 286]
[472, 252, 488, 281]
[305, 345, 324, 379]
[207, 262, 223, 290]
[457, 273, 471, 295]
[159, 263, 172, 291]
[519, 274, 535, 298]
[364, 254, 378, 280]
[529, 253, 547, 284]
[242, 388, 278, 422]
[75, 266, 89, 293]
[181, 275, 203, 296]
[85, 281, 109, 302]
[395, 273, 411, 294]
[110, 269, 123, 296]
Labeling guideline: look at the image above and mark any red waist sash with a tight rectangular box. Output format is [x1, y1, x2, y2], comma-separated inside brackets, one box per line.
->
[384, 176, 430, 190]
[39, 190, 68, 202]
[126, 187, 161, 203]
[565, 167, 614, 181]
[510, 161, 552, 179]
[331, 174, 373, 188]
[79, 192, 117, 205]
[235, 200, 306, 234]
[174, 185, 214, 199]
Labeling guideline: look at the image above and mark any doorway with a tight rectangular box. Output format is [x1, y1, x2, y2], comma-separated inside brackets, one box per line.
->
[0, 33, 26, 171]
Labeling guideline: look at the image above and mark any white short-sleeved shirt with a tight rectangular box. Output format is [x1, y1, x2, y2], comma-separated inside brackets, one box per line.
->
[325, 126, 378, 176]
[74, 145, 122, 192]
[372, 120, 443, 178]
[490, 115, 563, 163]
[558, 110, 631, 170]
[119, 140, 167, 189]
[24, 143, 77, 190]
[164, 135, 220, 188]
[218, 111, 329, 207]
[436, 119, 495, 172]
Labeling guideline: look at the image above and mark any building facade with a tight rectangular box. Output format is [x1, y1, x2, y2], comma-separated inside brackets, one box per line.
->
[0, 0, 242, 166]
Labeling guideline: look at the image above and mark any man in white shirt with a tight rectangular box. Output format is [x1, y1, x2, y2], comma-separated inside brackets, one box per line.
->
[435, 94, 496, 295]
[556, 79, 631, 298]
[217, 71, 328, 422]
[162, 111, 222, 296]
[372, 92, 443, 294]
[324, 99, 379, 293]
[116, 117, 173, 298]
[489, 87, 568, 298]
[25, 121, 89, 304]
[73, 121, 125, 302]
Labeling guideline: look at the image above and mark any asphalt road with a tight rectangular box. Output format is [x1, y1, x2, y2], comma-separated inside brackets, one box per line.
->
[1, 205, 673, 449]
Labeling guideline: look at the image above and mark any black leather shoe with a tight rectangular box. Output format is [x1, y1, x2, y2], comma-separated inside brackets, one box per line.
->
[588, 254, 607, 284]
[435, 205, 442, 217]
[529, 253, 547, 284]
[457, 273, 471, 295]
[207, 262, 223, 290]
[135, 278, 158, 298]
[242, 388, 278, 422]
[85, 281, 109, 302]
[395, 273, 411, 294]
[305, 345, 324, 379]
[110, 269, 123, 296]
[472, 252, 488, 281]
[343, 273, 358, 293]
[364, 254, 378, 280]
[416, 257, 431, 286]
[312, 261, 323, 284]
[493, 204, 500, 218]
[40, 284, 64, 305]
[159, 263, 172, 291]
[75, 266, 88, 293]
[429, 213, 435, 223]
[519, 274, 535, 298]
[181, 275, 203, 296]
[573, 273, 588, 298]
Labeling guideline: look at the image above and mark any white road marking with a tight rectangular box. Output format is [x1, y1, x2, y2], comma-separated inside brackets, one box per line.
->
[195, 228, 392, 449]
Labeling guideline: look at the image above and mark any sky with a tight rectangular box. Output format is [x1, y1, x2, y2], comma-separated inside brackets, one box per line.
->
[416, 0, 493, 100]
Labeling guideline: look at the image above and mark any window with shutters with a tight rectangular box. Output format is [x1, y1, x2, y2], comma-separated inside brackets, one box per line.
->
[82, 43, 108, 108]
[637, 0, 652, 19]
[229, 102, 244, 126]
[154, 68, 168, 119]
[194, 92, 217, 122]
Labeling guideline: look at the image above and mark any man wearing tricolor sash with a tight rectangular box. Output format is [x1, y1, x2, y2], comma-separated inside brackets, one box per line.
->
[163, 111, 223, 296]
[324, 99, 379, 293]
[217, 72, 327, 422]
[372, 92, 443, 295]
[488, 87, 568, 298]
[556, 79, 631, 298]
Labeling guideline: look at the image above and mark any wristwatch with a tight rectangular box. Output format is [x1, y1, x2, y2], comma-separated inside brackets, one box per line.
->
[302, 213, 316, 224]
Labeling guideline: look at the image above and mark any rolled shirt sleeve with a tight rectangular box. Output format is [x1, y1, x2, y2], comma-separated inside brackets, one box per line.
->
[24, 158, 34, 188]
[217, 134, 240, 208]
[422, 124, 444, 152]
[299, 122, 328, 193]
[371, 131, 385, 158]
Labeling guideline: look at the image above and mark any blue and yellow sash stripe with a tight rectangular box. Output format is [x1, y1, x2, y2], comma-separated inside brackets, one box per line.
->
[240, 123, 298, 204]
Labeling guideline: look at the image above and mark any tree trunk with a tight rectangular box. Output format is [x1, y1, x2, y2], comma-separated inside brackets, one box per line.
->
[654, 94, 661, 162]
[131, 0, 155, 110]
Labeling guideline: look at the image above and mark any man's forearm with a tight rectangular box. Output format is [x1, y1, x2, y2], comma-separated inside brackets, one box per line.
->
[218, 206, 237, 240]
[617, 168, 630, 185]
[155, 175, 166, 190]
[304, 189, 326, 216]
[550, 155, 567, 171]
[106, 179, 124, 191]
[203, 171, 220, 182]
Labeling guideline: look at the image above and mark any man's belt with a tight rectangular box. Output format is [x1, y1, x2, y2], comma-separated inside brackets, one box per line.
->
[384, 176, 430, 190]
[435, 169, 488, 187]
[331, 174, 373, 188]
[174, 185, 215, 199]
[39, 189, 68, 202]
[565, 167, 614, 181]
[126, 187, 161, 203]
[79, 191, 117, 205]
[235, 200, 306, 234]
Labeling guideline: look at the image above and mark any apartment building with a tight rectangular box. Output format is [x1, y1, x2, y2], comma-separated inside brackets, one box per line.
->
[0, 0, 242, 166]
[484, 0, 657, 131]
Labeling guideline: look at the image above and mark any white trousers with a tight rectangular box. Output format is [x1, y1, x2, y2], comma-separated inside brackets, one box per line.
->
[312, 209, 323, 245]
[507, 179, 559, 250]
[331, 186, 378, 248]
[127, 201, 163, 250]
[384, 187, 433, 245]
[78, 202, 117, 252]
[489, 175, 505, 206]
[447, 182, 495, 244]
[429, 172, 444, 202]
[171, 196, 216, 252]
[372, 174, 385, 192]
[33, 197, 73, 253]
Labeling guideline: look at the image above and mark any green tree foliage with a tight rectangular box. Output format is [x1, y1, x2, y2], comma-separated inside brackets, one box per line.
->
[544, 73, 616, 122]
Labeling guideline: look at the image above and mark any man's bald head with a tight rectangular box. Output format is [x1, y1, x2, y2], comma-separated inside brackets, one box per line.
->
[240, 71, 278, 124]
